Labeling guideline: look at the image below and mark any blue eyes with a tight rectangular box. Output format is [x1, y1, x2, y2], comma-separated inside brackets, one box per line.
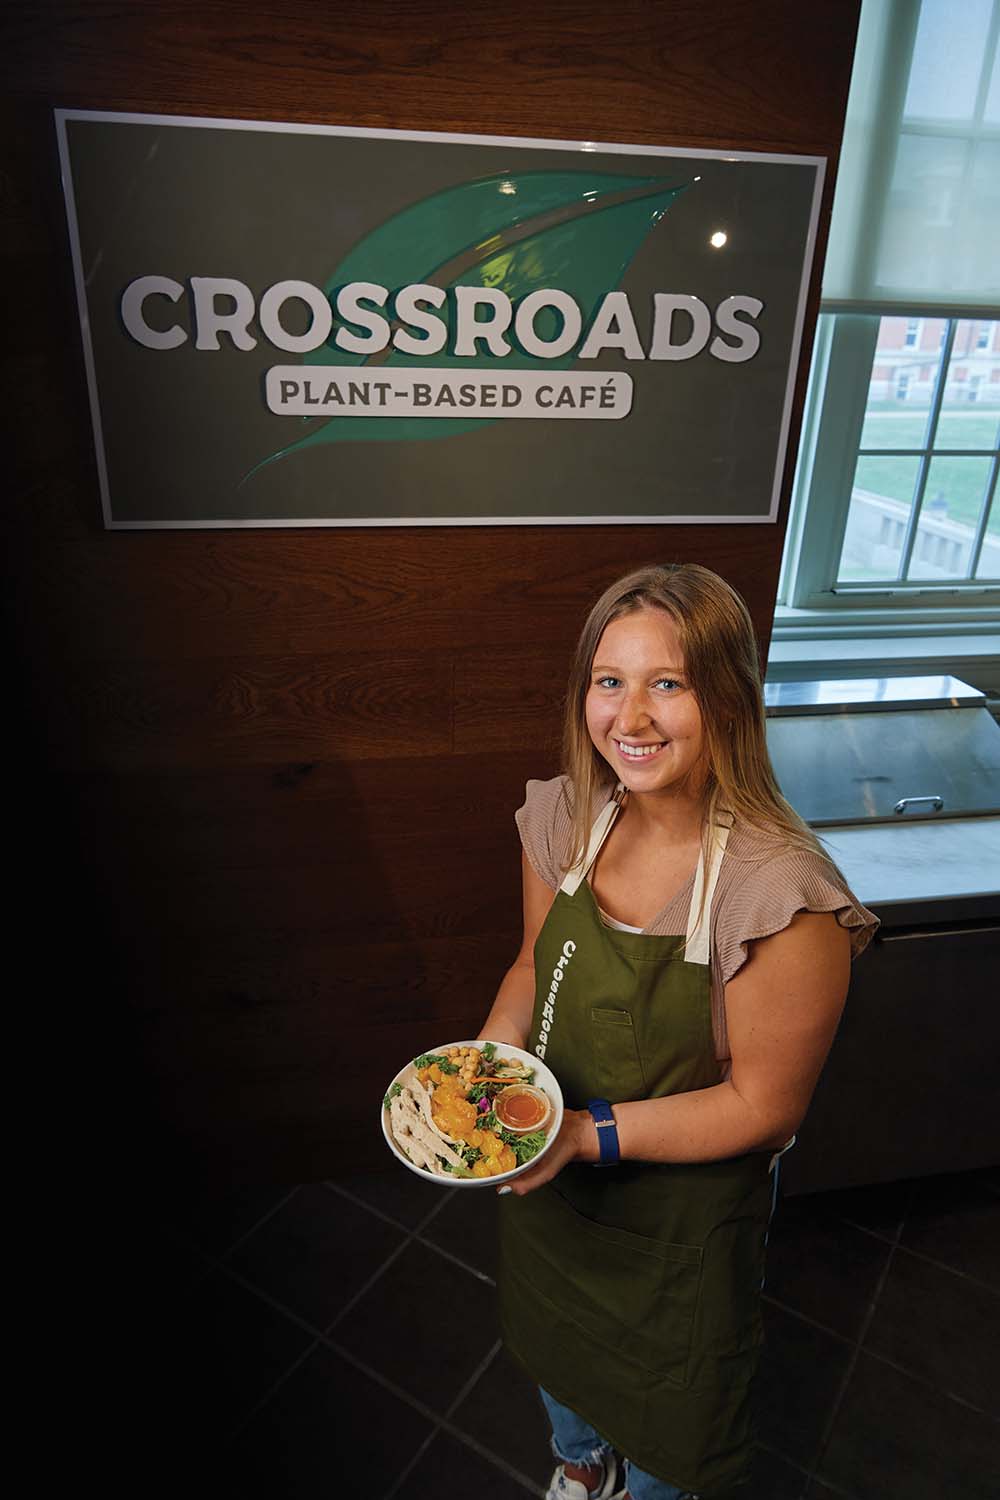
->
[593, 676, 681, 692]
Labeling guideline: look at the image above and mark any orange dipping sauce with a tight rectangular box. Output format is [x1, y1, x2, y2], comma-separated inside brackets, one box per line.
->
[495, 1085, 550, 1132]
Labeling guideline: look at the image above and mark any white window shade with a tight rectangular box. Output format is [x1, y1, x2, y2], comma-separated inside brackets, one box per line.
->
[823, 0, 1000, 312]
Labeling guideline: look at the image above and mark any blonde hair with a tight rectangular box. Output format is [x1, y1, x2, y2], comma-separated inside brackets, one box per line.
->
[561, 563, 837, 879]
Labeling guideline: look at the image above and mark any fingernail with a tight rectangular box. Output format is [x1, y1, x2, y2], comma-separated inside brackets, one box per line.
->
[497, 1185, 513, 1196]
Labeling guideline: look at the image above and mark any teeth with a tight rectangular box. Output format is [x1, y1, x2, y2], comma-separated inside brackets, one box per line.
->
[618, 742, 663, 758]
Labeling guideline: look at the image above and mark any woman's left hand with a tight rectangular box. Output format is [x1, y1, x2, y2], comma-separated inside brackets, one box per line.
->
[499, 1109, 598, 1196]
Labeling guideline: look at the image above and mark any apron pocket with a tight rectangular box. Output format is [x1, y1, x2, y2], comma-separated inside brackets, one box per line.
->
[590, 1007, 646, 1100]
[506, 1183, 703, 1386]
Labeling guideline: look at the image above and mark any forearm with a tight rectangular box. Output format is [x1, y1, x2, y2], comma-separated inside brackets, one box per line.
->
[611, 1079, 794, 1163]
[520, 1081, 791, 1194]
[478, 959, 536, 1048]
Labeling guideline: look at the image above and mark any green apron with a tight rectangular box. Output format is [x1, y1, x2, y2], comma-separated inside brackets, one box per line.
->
[499, 790, 775, 1496]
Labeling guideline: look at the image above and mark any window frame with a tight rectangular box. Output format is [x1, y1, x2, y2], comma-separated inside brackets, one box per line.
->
[776, 0, 1000, 636]
[778, 309, 1000, 621]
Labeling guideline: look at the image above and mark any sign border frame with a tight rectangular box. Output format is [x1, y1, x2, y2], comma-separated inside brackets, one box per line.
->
[54, 107, 827, 531]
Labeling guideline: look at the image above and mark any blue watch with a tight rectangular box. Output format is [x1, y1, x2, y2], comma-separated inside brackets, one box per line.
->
[586, 1098, 621, 1166]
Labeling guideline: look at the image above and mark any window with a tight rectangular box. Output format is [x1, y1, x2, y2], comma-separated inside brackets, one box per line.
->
[840, 317, 998, 585]
[778, 0, 1000, 619]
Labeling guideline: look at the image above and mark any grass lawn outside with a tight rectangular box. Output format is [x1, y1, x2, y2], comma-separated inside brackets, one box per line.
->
[861, 405, 1000, 451]
[853, 455, 995, 529]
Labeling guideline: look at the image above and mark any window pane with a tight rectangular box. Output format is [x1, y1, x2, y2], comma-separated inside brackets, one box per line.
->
[860, 316, 944, 448]
[876, 135, 1000, 303]
[986, 45, 1000, 125]
[877, 134, 969, 297]
[838, 455, 921, 582]
[907, 456, 993, 579]
[975, 493, 1000, 578]
[937, 320, 1000, 448]
[965, 140, 1000, 294]
[904, 0, 993, 123]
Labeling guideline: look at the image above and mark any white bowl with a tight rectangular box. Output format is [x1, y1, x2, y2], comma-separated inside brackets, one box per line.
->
[380, 1039, 564, 1188]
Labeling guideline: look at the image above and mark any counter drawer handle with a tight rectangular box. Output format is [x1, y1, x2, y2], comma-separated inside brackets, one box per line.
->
[893, 794, 944, 815]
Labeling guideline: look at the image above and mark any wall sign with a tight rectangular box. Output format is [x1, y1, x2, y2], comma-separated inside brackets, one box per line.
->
[56, 111, 824, 528]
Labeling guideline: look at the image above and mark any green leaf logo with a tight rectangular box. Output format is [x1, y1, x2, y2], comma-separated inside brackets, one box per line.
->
[246, 168, 690, 480]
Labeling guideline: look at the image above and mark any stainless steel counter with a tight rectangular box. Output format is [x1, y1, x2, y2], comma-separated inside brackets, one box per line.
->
[764, 674, 982, 716]
[821, 816, 1000, 926]
[764, 674, 1000, 1195]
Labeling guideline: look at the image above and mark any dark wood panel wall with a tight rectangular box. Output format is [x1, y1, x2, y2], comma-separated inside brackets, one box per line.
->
[4, 1, 860, 1182]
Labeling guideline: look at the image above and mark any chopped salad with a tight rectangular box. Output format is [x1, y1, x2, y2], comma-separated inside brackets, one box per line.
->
[384, 1042, 552, 1179]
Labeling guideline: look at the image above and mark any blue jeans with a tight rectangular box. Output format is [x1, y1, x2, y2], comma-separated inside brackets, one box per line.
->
[539, 1387, 694, 1500]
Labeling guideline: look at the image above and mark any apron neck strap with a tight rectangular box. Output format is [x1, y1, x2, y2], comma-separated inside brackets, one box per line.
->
[684, 812, 733, 965]
[559, 789, 733, 963]
[559, 783, 627, 896]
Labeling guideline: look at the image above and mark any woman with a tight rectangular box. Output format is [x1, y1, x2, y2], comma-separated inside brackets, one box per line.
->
[478, 564, 876, 1500]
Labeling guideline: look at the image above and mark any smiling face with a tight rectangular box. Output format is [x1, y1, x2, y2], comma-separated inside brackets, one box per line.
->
[585, 607, 708, 798]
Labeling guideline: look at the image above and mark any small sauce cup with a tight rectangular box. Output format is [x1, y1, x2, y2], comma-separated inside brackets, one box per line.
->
[494, 1083, 552, 1134]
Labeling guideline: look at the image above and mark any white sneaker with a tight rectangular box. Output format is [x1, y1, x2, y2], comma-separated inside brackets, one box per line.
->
[607, 1491, 696, 1500]
[545, 1453, 619, 1500]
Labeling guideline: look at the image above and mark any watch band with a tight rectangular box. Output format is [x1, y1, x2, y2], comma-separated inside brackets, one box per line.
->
[586, 1098, 621, 1166]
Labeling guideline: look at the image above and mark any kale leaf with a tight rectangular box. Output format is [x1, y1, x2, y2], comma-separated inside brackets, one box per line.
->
[499, 1128, 549, 1165]
[412, 1053, 460, 1074]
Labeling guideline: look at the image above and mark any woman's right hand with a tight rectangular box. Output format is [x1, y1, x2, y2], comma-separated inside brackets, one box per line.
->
[499, 1108, 599, 1196]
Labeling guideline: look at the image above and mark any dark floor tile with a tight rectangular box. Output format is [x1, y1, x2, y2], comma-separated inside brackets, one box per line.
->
[765, 1198, 891, 1341]
[101, 1196, 224, 1315]
[118, 1222, 215, 1309]
[451, 1346, 553, 1486]
[804, 1177, 916, 1239]
[328, 1165, 446, 1230]
[818, 1351, 1000, 1500]
[755, 1302, 853, 1469]
[864, 1248, 1000, 1414]
[740, 1446, 810, 1500]
[159, 1179, 295, 1257]
[155, 1268, 314, 1447]
[901, 1169, 1000, 1287]
[393, 1429, 539, 1500]
[225, 1183, 405, 1330]
[228, 1342, 433, 1498]
[333, 1238, 499, 1413]
[159, 1227, 216, 1291]
[420, 1181, 500, 1282]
